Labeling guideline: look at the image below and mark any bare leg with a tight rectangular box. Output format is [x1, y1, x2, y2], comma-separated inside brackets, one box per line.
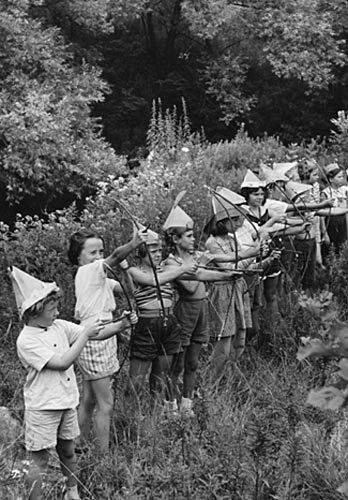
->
[210, 337, 232, 383]
[183, 342, 202, 398]
[26, 449, 49, 500]
[263, 276, 280, 327]
[77, 380, 95, 447]
[56, 438, 78, 488]
[129, 358, 152, 396]
[150, 354, 173, 400]
[171, 350, 186, 399]
[90, 377, 114, 453]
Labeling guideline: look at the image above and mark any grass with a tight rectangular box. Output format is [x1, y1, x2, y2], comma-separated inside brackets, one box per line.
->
[2, 335, 348, 500]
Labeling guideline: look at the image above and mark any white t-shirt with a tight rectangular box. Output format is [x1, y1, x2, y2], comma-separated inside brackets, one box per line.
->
[17, 319, 84, 410]
[74, 259, 117, 323]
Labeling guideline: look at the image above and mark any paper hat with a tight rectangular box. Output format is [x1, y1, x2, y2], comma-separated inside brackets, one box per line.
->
[137, 223, 160, 245]
[273, 161, 298, 177]
[212, 187, 245, 222]
[324, 162, 341, 179]
[162, 205, 194, 232]
[9, 266, 59, 317]
[260, 165, 288, 186]
[240, 170, 265, 189]
[285, 181, 312, 201]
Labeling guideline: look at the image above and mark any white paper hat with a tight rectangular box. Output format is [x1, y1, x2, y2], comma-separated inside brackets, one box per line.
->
[9, 266, 59, 317]
[163, 206, 194, 232]
[273, 161, 298, 177]
[212, 187, 245, 222]
[240, 169, 265, 189]
[137, 223, 161, 245]
[260, 165, 289, 185]
[285, 181, 312, 201]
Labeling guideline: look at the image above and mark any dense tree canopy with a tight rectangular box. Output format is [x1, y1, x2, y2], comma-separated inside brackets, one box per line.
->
[2, 0, 348, 219]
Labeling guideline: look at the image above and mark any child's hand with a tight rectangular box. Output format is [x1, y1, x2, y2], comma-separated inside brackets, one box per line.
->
[84, 319, 104, 338]
[121, 310, 138, 327]
[132, 225, 149, 247]
[197, 251, 214, 267]
[182, 259, 198, 275]
[119, 259, 130, 270]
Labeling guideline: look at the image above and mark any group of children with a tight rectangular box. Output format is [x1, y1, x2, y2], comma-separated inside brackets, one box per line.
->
[10, 158, 348, 499]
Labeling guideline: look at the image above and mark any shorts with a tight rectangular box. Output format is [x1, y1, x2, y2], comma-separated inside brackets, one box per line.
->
[174, 299, 209, 347]
[130, 314, 181, 360]
[25, 408, 79, 451]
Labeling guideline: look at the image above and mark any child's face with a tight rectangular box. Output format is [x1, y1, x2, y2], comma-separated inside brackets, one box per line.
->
[224, 216, 244, 232]
[248, 189, 264, 207]
[174, 230, 195, 253]
[78, 237, 104, 266]
[35, 300, 59, 328]
[143, 244, 162, 266]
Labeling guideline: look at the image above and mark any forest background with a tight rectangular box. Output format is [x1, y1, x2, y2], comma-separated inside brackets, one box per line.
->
[3, 1, 348, 499]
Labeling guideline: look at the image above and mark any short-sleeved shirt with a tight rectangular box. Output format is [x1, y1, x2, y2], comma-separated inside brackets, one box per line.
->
[322, 186, 348, 208]
[17, 319, 84, 410]
[74, 259, 117, 323]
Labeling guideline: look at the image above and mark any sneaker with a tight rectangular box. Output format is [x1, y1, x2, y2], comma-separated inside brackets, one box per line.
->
[162, 399, 179, 418]
[180, 397, 194, 418]
[62, 488, 81, 500]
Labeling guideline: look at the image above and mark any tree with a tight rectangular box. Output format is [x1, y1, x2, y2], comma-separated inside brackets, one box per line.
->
[0, 0, 125, 221]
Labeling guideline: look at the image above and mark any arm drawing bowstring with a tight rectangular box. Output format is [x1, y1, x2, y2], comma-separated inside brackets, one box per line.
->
[111, 198, 167, 326]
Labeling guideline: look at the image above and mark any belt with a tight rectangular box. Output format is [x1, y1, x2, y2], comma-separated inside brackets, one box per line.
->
[138, 307, 172, 318]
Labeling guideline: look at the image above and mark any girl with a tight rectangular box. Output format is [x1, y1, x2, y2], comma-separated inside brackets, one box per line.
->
[68, 227, 146, 452]
[122, 228, 197, 412]
[240, 170, 326, 332]
[205, 187, 283, 372]
[321, 163, 348, 254]
[163, 204, 240, 415]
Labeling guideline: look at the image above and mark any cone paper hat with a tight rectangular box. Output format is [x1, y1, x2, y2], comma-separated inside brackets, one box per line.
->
[137, 223, 160, 245]
[212, 187, 245, 222]
[260, 165, 288, 186]
[163, 191, 193, 232]
[324, 162, 341, 178]
[273, 161, 298, 177]
[285, 181, 312, 201]
[240, 170, 265, 189]
[9, 266, 59, 317]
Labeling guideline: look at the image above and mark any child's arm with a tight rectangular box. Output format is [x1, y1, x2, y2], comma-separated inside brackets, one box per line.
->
[104, 227, 148, 268]
[92, 312, 138, 341]
[127, 260, 198, 286]
[46, 320, 102, 371]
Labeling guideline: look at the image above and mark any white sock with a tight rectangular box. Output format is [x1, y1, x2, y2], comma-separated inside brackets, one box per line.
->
[66, 485, 80, 500]
[180, 397, 192, 410]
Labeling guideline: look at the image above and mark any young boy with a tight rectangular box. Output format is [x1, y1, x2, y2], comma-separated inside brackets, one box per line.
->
[10, 266, 134, 500]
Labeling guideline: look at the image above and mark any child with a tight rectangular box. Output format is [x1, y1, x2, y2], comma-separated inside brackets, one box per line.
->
[122, 228, 197, 412]
[163, 203, 239, 416]
[68, 226, 145, 452]
[10, 266, 134, 500]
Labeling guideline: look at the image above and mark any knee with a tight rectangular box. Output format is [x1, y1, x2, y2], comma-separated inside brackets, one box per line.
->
[96, 395, 114, 416]
[56, 441, 75, 461]
[185, 357, 199, 374]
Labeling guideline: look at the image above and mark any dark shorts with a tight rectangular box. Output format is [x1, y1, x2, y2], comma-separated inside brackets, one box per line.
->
[293, 237, 316, 289]
[130, 314, 181, 360]
[174, 299, 209, 347]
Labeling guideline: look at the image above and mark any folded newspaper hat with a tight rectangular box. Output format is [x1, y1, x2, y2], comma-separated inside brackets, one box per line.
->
[240, 169, 265, 189]
[273, 161, 298, 177]
[212, 187, 245, 222]
[9, 266, 59, 317]
[285, 181, 312, 201]
[260, 165, 289, 185]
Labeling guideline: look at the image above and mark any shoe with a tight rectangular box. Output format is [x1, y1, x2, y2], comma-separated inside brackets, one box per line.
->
[162, 399, 179, 418]
[180, 397, 194, 418]
[62, 488, 81, 500]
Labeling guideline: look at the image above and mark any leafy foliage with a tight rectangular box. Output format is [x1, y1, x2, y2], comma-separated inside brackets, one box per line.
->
[0, 0, 126, 219]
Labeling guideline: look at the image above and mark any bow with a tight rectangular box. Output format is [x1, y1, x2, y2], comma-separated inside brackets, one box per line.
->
[111, 197, 167, 324]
